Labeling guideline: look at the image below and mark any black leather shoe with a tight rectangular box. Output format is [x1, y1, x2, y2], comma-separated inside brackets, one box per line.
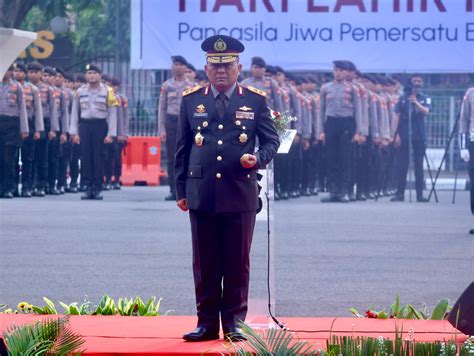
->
[339, 194, 350, 203]
[69, 186, 78, 193]
[103, 182, 111, 191]
[310, 188, 319, 196]
[321, 194, 338, 203]
[112, 182, 121, 190]
[390, 195, 404, 202]
[274, 191, 280, 201]
[417, 196, 429, 203]
[81, 189, 94, 200]
[58, 186, 65, 194]
[367, 192, 375, 200]
[33, 189, 46, 197]
[223, 327, 247, 342]
[469, 229, 474, 235]
[2, 192, 13, 199]
[93, 190, 104, 200]
[21, 189, 32, 198]
[280, 191, 289, 200]
[165, 193, 176, 201]
[356, 193, 367, 201]
[302, 188, 311, 197]
[79, 185, 87, 192]
[48, 187, 60, 195]
[183, 327, 219, 342]
[348, 193, 357, 202]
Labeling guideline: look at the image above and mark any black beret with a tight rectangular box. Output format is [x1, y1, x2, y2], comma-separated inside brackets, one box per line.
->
[12, 62, 27, 73]
[294, 76, 304, 85]
[85, 63, 101, 73]
[64, 72, 75, 82]
[362, 74, 376, 84]
[251, 56, 266, 68]
[344, 61, 357, 72]
[333, 60, 348, 70]
[274, 66, 285, 74]
[285, 72, 296, 81]
[101, 74, 112, 82]
[27, 61, 43, 71]
[265, 65, 277, 75]
[306, 74, 318, 84]
[171, 55, 187, 65]
[201, 35, 244, 64]
[75, 73, 87, 83]
[186, 63, 196, 72]
[55, 67, 66, 77]
[43, 66, 56, 75]
[111, 77, 121, 86]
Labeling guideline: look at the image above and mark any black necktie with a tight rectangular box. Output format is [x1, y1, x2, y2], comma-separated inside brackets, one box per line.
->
[216, 93, 227, 118]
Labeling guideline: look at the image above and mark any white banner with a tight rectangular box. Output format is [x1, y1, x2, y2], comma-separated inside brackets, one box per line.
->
[131, 0, 474, 72]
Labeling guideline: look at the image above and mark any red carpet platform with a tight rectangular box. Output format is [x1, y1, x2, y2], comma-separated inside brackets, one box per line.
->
[0, 315, 467, 355]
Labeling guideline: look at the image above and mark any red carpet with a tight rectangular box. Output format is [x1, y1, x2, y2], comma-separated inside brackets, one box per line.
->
[0, 315, 467, 355]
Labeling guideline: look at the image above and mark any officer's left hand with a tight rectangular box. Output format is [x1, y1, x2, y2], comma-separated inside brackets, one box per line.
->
[104, 136, 113, 144]
[33, 131, 41, 140]
[358, 135, 367, 144]
[118, 135, 127, 143]
[302, 139, 310, 150]
[20, 132, 29, 140]
[240, 154, 257, 168]
[177, 198, 188, 212]
[60, 133, 68, 144]
[48, 131, 56, 140]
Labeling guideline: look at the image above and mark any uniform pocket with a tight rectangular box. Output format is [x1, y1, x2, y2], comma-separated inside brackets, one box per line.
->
[187, 165, 202, 178]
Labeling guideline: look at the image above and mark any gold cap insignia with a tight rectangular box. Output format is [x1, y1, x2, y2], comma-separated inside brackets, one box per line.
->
[196, 104, 206, 113]
[214, 38, 227, 52]
[239, 133, 248, 144]
[239, 105, 252, 112]
[195, 132, 204, 147]
[86, 64, 90, 70]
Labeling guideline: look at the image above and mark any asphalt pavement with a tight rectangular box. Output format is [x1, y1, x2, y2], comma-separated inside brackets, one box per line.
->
[0, 186, 472, 318]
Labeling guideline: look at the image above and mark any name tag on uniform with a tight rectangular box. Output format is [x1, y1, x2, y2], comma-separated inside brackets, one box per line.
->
[236, 111, 254, 120]
[193, 112, 208, 119]
[168, 92, 176, 98]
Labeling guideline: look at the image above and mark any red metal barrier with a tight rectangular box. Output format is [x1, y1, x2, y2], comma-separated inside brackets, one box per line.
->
[121, 136, 162, 186]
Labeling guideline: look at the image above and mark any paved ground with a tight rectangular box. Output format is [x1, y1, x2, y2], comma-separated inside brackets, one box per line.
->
[0, 186, 472, 318]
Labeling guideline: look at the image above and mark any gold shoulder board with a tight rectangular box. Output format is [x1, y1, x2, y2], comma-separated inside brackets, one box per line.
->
[247, 85, 266, 97]
[183, 85, 202, 97]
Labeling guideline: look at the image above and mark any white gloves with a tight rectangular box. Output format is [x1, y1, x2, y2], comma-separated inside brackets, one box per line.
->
[460, 149, 470, 162]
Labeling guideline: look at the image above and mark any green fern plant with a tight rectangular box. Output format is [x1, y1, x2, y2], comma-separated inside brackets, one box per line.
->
[3, 315, 85, 355]
[230, 321, 320, 355]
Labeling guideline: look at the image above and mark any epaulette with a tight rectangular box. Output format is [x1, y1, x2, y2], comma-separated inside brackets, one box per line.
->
[183, 85, 202, 97]
[246, 85, 266, 97]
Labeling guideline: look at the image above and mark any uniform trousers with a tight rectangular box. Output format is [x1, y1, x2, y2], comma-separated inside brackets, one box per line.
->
[308, 142, 319, 191]
[301, 143, 313, 191]
[165, 114, 178, 196]
[0, 116, 20, 194]
[324, 116, 356, 195]
[69, 143, 81, 188]
[34, 120, 51, 190]
[469, 142, 474, 214]
[79, 119, 108, 190]
[356, 140, 370, 196]
[189, 209, 256, 330]
[288, 140, 302, 193]
[104, 138, 124, 183]
[274, 154, 289, 194]
[394, 138, 425, 198]
[48, 133, 59, 189]
[21, 132, 36, 191]
[58, 140, 71, 189]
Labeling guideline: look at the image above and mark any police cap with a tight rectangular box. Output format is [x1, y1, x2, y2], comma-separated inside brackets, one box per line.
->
[64, 72, 75, 82]
[55, 67, 66, 77]
[12, 62, 27, 73]
[171, 55, 187, 65]
[85, 63, 101, 73]
[251, 56, 266, 68]
[274, 66, 285, 74]
[201, 35, 244, 64]
[44, 66, 56, 75]
[27, 61, 43, 71]
[333, 60, 348, 70]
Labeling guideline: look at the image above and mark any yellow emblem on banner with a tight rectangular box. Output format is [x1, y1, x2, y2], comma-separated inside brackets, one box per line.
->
[195, 132, 204, 146]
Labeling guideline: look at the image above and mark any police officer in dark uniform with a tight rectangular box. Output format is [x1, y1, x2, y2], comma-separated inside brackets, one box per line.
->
[391, 74, 431, 202]
[175, 35, 280, 342]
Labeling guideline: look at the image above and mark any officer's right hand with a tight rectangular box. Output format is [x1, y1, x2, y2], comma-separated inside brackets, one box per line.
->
[20, 132, 29, 140]
[177, 198, 188, 212]
[394, 134, 401, 148]
[33, 131, 41, 140]
[293, 134, 300, 144]
[48, 131, 56, 140]
[160, 132, 167, 143]
[72, 135, 80, 144]
[104, 136, 113, 144]
[60, 133, 67, 144]
[319, 132, 325, 143]
[461, 149, 470, 162]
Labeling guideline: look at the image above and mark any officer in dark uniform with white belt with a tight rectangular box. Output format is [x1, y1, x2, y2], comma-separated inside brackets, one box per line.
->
[175, 35, 280, 342]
